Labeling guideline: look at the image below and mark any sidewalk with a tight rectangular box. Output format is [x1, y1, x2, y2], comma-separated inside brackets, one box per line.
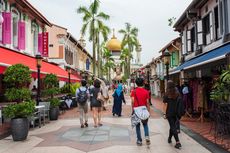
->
[151, 96, 230, 152]
[0, 95, 213, 153]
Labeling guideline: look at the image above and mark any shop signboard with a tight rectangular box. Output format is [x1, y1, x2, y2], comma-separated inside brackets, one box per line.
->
[42, 32, 49, 57]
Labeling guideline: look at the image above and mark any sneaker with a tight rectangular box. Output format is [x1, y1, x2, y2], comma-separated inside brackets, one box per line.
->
[145, 137, 151, 145]
[80, 124, 84, 128]
[136, 140, 142, 146]
[85, 122, 88, 127]
[175, 143, 182, 149]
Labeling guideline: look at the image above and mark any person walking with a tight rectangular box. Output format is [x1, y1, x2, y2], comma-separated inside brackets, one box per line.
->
[131, 78, 151, 146]
[112, 83, 126, 117]
[90, 80, 103, 128]
[164, 80, 182, 149]
[76, 80, 89, 128]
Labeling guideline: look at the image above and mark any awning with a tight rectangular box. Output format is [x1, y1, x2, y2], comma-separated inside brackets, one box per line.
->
[173, 43, 230, 72]
[0, 47, 80, 82]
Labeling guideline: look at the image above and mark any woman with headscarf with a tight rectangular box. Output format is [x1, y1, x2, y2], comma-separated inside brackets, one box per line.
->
[112, 83, 126, 117]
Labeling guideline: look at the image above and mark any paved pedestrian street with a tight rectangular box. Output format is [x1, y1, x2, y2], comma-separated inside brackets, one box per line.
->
[0, 97, 212, 153]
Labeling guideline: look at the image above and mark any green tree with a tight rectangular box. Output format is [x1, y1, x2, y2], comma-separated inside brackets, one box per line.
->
[95, 24, 110, 77]
[102, 45, 114, 81]
[77, 0, 110, 75]
[119, 22, 139, 77]
[120, 48, 133, 78]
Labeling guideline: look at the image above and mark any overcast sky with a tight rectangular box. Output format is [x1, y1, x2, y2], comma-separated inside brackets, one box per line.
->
[29, 0, 192, 65]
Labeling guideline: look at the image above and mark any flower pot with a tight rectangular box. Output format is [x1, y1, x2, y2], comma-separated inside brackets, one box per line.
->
[11, 118, 29, 141]
[50, 106, 59, 120]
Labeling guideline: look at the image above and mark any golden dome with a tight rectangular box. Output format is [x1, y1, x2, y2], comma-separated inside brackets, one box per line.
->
[106, 30, 121, 52]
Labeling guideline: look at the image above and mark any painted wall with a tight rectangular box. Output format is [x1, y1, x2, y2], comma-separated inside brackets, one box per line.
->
[46, 25, 67, 58]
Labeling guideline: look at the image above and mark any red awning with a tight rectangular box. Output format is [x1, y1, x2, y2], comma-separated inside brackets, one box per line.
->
[0, 47, 81, 82]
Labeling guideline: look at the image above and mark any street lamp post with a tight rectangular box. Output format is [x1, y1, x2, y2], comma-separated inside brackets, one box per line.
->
[163, 50, 171, 81]
[36, 54, 43, 106]
[145, 65, 151, 105]
[66, 66, 71, 92]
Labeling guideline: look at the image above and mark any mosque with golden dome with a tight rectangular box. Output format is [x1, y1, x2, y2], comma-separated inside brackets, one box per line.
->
[106, 30, 123, 83]
[106, 29, 142, 83]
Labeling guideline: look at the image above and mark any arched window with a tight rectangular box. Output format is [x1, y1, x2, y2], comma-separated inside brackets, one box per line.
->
[11, 7, 19, 48]
[31, 22, 38, 55]
[0, 0, 5, 42]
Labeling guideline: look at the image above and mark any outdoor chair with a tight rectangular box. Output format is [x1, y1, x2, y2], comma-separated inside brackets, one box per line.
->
[30, 110, 41, 128]
[39, 102, 50, 125]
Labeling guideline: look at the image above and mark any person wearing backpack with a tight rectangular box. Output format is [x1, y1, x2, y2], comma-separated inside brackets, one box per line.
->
[76, 80, 89, 128]
[164, 80, 183, 149]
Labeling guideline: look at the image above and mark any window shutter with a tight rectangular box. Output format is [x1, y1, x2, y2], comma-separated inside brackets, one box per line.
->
[38, 33, 43, 54]
[2, 12, 11, 44]
[175, 51, 179, 66]
[182, 30, 187, 55]
[18, 21, 25, 50]
[197, 20, 203, 45]
[187, 30, 191, 52]
[209, 12, 214, 42]
[170, 53, 173, 67]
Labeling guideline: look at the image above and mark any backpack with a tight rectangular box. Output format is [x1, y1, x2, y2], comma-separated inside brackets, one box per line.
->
[176, 97, 185, 117]
[77, 88, 88, 105]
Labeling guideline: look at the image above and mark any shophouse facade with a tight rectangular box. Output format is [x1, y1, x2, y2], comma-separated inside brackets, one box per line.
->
[46, 24, 93, 79]
[0, 0, 52, 56]
[173, 0, 230, 114]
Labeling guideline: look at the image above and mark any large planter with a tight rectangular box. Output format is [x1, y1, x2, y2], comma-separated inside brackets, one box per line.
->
[50, 106, 59, 120]
[11, 118, 29, 141]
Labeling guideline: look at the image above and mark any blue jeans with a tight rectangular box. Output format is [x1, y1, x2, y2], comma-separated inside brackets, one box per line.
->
[135, 121, 149, 142]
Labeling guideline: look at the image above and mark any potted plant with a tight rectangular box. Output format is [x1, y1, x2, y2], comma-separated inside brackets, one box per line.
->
[3, 64, 33, 141]
[49, 98, 60, 120]
[3, 101, 35, 141]
[210, 66, 230, 103]
[43, 74, 60, 120]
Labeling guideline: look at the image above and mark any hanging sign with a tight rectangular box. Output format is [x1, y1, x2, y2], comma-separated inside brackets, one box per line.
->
[42, 32, 49, 57]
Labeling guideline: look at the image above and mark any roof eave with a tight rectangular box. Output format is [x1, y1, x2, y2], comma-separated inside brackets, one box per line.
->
[23, 0, 52, 27]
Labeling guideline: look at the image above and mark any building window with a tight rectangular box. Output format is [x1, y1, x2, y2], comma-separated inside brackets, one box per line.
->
[31, 23, 38, 55]
[11, 8, 19, 48]
[214, 6, 220, 39]
[191, 27, 196, 52]
[202, 14, 211, 45]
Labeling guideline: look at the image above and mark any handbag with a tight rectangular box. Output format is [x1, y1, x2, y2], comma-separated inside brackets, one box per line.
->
[97, 90, 105, 102]
[133, 90, 150, 120]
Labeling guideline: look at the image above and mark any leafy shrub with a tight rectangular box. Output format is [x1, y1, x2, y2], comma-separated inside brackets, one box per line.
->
[3, 64, 31, 88]
[70, 83, 81, 95]
[5, 88, 31, 102]
[43, 74, 59, 98]
[210, 67, 230, 103]
[49, 98, 60, 107]
[3, 64, 32, 102]
[3, 100, 35, 118]
[60, 84, 70, 94]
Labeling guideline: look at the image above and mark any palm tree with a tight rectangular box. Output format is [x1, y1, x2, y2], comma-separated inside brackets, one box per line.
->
[120, 48, 133, 78]
[119, 22, 139, 77]
[95, 25, 110, 77]
[102, 46, 114, 81]
[77, 0, 110, 75]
